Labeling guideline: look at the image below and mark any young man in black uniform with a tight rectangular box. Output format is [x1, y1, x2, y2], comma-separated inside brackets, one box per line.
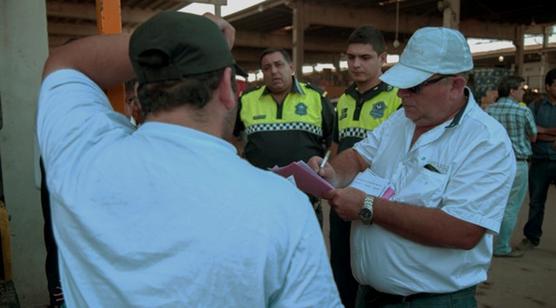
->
[330, 26, 401, 308]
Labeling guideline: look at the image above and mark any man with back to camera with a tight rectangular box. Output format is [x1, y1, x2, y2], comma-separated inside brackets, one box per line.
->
[486, 75, 537, 258]
[234, 48, 335, 223]
[516, 68, 556, 252]
[37, 12, 341, 307]
[330, 25, 401, 308]
[309, 27, 515, 307]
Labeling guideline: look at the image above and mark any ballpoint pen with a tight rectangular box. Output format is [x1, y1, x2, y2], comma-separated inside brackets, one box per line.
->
[319, 150, 331, 170]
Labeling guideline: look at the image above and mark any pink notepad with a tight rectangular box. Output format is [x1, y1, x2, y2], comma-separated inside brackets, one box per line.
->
[272, 161, 334, 198]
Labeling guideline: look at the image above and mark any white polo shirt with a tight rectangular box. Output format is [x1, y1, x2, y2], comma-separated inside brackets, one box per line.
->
[37, 70, 342, 307]
[352, 91, 515, 296]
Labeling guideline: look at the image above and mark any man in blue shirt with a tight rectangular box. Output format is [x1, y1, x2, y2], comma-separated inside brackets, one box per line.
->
[37, 12, 341, 307]
[517, 69, 556, 251]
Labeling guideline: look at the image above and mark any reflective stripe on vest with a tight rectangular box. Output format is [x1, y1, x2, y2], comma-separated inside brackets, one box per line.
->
[240, 84, 323, 136]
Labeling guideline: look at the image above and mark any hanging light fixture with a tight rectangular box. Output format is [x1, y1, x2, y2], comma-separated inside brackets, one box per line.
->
[393, 0, 400, 48]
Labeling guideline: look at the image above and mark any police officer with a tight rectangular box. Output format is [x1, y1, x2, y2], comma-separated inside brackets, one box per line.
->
[330, 26, 401, 308]
[234, 48, 334, 222]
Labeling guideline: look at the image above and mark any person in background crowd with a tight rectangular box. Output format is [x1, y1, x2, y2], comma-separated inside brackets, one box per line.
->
[124, 79, 143, 126]
[516, 68, 556, 252]
[487, 75, 537, 257]
[40, 159, 64, 307]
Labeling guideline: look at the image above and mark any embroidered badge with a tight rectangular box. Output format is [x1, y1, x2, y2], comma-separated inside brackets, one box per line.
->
[370, 101, 386, 119]
[253, 114, 266, 120]
[340, 108, 348, 120]
[295, 102, 308, 115]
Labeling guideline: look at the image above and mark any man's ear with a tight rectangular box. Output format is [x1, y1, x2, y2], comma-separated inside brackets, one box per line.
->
[379, 52, 387, 66]
[451, 76, 467, 91]
[217, 67, 236, 110]
[448, 76, 467, 99]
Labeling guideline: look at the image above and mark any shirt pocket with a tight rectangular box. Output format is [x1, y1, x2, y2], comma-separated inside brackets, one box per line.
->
[390, 160, 449, 208]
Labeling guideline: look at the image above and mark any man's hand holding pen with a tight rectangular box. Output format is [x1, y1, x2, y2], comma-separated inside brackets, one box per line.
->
[308, 153, 337, 197]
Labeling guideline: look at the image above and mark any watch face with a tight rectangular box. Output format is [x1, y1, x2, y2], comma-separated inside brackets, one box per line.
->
[360, 208, 372, 219]
[359, 208, 373, 224]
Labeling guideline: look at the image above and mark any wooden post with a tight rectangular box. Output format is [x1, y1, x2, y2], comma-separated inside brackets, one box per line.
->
[215, 4, 222, 17]
[442, 0, 460, 29]
[292, 0, 305, 79]
[95, 0, 125, 113]
[514, 25, 525, 76]
[0, 202, 12, 280]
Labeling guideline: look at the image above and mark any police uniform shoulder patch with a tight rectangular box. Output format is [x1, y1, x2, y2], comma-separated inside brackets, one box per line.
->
[370, 101, 386, 119]
[339, 108, 348, 120]
[304, 83, 327, 97]
[295, 102, 308, 115]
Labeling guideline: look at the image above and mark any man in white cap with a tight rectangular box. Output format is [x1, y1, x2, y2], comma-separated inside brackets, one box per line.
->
[309, 27, 515, 307]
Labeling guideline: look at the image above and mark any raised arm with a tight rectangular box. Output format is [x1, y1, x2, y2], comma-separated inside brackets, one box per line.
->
[42, 12, 236, 89]
[43, 34, 133, 89]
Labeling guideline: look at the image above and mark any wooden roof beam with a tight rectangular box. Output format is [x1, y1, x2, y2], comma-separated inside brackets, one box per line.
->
[301, 2, 521, 41]
[302, 2, 442, 36]
[226, 0, 289, 23]
[47, 1, 157, 24]
[233, 48, 342, 65]
[47, 22, 133, 37]
[235, 31, 345, 52]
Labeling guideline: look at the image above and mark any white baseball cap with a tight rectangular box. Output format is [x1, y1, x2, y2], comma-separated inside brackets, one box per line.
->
[380, 27, 473, 89]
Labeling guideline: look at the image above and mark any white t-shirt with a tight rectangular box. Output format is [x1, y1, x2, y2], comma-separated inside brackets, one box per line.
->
[37, 69, 342, 307]
[352, 92, 515, 296]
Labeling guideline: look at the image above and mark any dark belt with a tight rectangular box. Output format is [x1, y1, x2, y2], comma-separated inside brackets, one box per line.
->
[361, 285, 476, 305]
[516, 158, 529, 162]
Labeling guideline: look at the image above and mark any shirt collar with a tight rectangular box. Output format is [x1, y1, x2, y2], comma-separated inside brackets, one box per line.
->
[496, 96, 519, 104]
[261, 76, 304, 97]
[445, 87, 475, 128]
[345, 81, 389, 102]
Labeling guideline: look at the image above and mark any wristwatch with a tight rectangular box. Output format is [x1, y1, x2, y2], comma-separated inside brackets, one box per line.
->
[359, 195, 375, 225]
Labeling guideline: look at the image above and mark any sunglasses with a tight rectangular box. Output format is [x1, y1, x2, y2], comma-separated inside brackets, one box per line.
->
[407, 75, 454, 93]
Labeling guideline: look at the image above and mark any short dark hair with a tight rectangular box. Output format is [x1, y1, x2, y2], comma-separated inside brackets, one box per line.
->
[137, 67, 235, 114]
[258, 48, 292, 67]
[545, 68, 556, 87]
[497, 75, 524, 98]
[125, 79, 137, 93]
[347, 25, 386, 54]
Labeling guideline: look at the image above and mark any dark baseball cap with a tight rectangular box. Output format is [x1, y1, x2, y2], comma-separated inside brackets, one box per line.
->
[129, 11, 247, 84]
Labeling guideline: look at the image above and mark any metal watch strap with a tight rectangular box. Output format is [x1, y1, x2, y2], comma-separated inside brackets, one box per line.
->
[359, 195, 375, 225]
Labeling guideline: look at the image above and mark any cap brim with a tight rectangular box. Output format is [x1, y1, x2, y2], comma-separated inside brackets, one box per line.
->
[380, 62, 433, 89]
[234, 64, 248, 78]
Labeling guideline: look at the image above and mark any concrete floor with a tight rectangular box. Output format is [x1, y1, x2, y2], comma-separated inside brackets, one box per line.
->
[321, 185, 556, 308]
[477, 185, 556, 308]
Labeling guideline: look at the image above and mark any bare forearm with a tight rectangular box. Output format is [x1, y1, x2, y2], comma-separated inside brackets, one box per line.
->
[43, 33, 134, 89]
[537, 126, 556, 136]
[329, 142, 339, 159]
[538, 133, 556, 141]
[373, 198, 485, 250]
[329, 148, 368, 187]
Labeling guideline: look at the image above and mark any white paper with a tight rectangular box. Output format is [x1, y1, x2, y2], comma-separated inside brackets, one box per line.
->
[350, 169, 395, 199]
